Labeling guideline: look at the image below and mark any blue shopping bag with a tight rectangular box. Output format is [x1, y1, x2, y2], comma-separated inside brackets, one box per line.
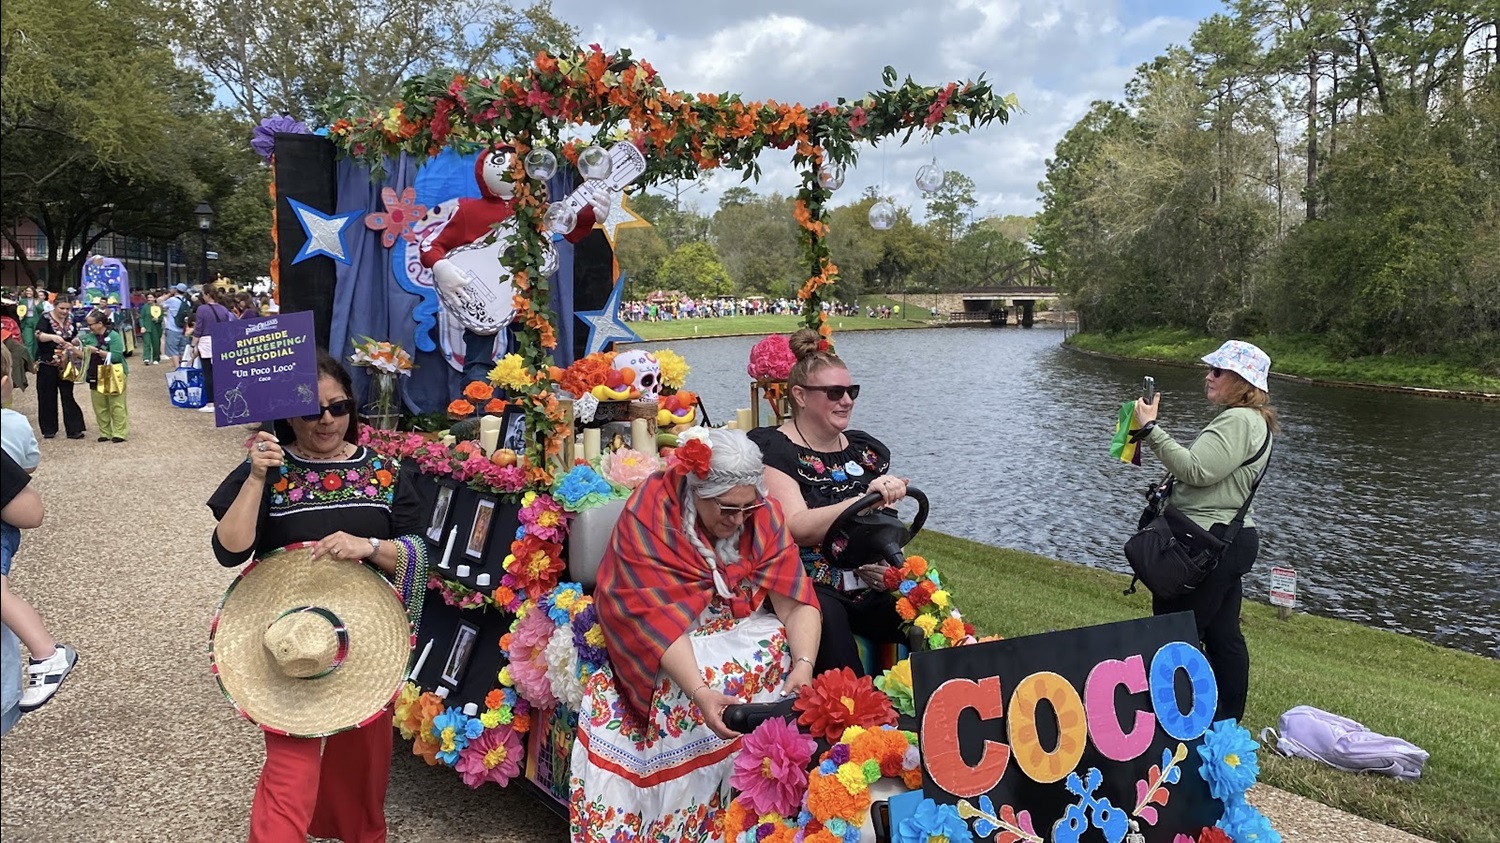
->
[168, 365, 206, 409]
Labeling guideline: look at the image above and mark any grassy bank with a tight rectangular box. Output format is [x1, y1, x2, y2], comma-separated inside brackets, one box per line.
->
[910, 529, 1499, 843]
[1065, 328, 1500, 394]
[628, 312, 933, 341]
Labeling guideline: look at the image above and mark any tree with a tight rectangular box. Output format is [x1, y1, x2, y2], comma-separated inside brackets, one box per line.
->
[711, 193, 799, 294]
[614, 224, 670, 297]
[168, 0, 578, 123]
[658, 241, 731, 298]
[923, 171, 977, 244]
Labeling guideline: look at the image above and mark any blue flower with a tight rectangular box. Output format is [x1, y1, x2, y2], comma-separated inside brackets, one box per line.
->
[553, 465, 615, 511]
[893, 798, 973, 843]
[431, 707, 478, 766]
[899, 580, 916, 595]
[543, 582, 584, 625]
[1218, 799, 1281, 843]
[1198, 719, 1261, 803]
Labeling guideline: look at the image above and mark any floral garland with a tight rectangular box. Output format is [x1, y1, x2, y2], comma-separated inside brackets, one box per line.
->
[359, 426, 528, 496]
[1197, 721, 1281, 843]
[499, 581, 608, 710]
[882, 554, 975, 648]
[394, 679, 533, 788]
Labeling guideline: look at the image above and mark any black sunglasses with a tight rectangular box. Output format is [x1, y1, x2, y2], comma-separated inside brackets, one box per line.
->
[300, 399, 356, 422]
[800, 384, 861, 401]
[1209, 367, 1225, 378]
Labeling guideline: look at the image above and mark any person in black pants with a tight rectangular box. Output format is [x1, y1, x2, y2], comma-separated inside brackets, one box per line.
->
[32, 296, 86, 440]
[193, 287, 234, 414]
[749, 328, 909, 677]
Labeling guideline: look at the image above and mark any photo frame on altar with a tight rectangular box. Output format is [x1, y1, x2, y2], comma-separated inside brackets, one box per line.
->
[440, 620, 480, 687]
[466, 498, 496, 560]
[500, 406, 526, 453]
[428, 482, 455, 544]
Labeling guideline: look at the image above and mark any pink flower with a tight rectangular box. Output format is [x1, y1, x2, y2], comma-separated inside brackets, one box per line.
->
[363, 186, 427, 247]
[730, 717, 817, 816]
[848, 106, 868, 132]
[454, 724, 523, 788]
[519, 493, 569, 543]
[506, 610, 557, 708]
[602, 448, 659, 490]
[747, 333, 797, 381]
[364, 485, 378, 497]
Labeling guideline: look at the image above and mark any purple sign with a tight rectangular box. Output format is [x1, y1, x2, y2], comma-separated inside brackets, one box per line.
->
[208, 311, 320, 427]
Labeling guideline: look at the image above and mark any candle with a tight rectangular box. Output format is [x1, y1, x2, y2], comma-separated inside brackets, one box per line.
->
[441, 434, 456, 447]
[582, 428, 601, 461]
[435, 686, 449, 699]
[475, 572, 491, 587]
[631, 418, 652, 453]
[736, 408, 753, 430]
[408, 639, 433, 680]
[478, 414, 502, 456]
[463, 703, 479, 716]
[439, 526, 456, 570]
[456, 564, 471, 578]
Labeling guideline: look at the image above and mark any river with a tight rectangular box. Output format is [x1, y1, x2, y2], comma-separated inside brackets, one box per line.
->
[635, 326, 1500, 658]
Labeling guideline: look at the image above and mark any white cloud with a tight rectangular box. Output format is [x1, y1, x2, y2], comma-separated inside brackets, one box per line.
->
[550, 0, 1208, 219]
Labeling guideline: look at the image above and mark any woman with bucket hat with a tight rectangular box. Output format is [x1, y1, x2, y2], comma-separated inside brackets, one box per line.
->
[1132, 340, 1279, 722]
[207, 352, 427, 843]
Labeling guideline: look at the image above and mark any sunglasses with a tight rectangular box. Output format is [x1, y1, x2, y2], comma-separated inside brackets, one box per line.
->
[799, 384, 861, 401]
[1209, 367, 1226, 378]
[712, 497, 766, 517]
[300, 399, 356, 422]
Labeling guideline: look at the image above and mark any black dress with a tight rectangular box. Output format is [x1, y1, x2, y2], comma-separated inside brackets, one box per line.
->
[748, 427, 905, 676]
[34, 314, 85, 439]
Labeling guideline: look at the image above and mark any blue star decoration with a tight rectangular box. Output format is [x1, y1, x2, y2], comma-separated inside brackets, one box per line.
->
[575, 272, 640, 356]
[287, 197, 363, 265]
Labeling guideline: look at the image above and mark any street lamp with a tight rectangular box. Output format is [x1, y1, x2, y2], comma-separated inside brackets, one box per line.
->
[195, 201, 214, 286]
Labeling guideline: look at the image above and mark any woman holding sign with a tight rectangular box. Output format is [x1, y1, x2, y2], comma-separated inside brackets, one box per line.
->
[1132, 340, 1278, 722]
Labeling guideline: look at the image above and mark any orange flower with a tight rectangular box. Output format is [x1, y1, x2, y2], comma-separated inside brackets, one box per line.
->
[906, 556, 928, 577]
[447, 399, 475, 418]
[941, 616, 966, 641]
[493, 586, 517, 609]
[499, 632, 513, 651]
[485, 689, 504, 710]
[895, 597, 916, 621]
[374, 469, 394, 487]
[412, 735, 441, 766]
[464, 381, 494, 401]
[805, 771, 869, 823]
[511, 712, 531, 733]
[485, 398, 509, 414]
[722, 799, 749, 839]
[535, 52, 558, 74]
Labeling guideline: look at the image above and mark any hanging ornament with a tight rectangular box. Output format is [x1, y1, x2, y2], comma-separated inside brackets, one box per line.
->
[578, 145, 613, 180]
[544, 202, 577, 234]
[868, 200, 897, 231]
[524, 148, 559, 180]
[916, 158, 945, 192]
[817, 164, 845, 191]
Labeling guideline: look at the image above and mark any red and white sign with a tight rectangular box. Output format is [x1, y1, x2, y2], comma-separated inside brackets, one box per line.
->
[1269, 566, 1297, 608]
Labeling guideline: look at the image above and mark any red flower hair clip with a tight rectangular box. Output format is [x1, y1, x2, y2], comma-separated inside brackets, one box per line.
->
[675, 438, 712, 478]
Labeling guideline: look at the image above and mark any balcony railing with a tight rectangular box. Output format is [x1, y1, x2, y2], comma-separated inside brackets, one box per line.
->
[1, 232, 185, 265]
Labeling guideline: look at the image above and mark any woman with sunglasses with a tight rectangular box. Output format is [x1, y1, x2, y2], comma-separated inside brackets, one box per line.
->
[573, 428, 820, 842]
[748, 328, 909, 677]
[207, 352, 428, 843]
[1132, 340, 1279, 722]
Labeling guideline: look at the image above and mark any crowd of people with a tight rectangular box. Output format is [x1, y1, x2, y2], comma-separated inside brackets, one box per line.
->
[619, 296, 861, 322]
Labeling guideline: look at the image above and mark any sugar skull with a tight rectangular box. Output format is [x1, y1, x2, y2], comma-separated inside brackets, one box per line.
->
[613, 350, 662, 400]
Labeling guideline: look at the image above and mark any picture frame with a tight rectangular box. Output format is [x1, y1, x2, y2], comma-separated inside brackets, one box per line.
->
[427, 483, 455, 544]
[500, 406, 527, 453]
[440, 620, 480, 687]
[466, 497, 496, 560]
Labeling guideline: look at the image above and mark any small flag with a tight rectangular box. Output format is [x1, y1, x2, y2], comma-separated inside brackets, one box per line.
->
[1111, 401, 1142, 465]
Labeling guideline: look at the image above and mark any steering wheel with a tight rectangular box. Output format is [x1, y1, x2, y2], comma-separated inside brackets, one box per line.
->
[821, 484, 928, 571]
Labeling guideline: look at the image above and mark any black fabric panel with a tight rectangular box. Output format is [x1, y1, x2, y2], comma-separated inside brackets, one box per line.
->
[273, 133, 338, 350]
[569, 229, 617, 362]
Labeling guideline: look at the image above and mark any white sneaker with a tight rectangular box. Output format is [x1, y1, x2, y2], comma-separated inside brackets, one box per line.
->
[198, 405, 217, 413]
[19, 644, 78, 712]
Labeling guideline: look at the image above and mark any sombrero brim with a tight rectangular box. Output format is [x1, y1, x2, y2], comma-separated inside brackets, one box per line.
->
[209, 542, 413, 738]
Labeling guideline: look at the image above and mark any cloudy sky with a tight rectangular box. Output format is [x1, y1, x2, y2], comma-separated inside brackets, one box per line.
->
[549, 0, 1223, 221]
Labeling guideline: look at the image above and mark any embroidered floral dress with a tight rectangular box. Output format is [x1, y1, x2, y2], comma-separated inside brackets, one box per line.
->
[569, 604, 791, 843]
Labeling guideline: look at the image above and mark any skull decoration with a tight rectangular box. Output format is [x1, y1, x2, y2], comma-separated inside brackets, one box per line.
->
[613, 350, 662, 400]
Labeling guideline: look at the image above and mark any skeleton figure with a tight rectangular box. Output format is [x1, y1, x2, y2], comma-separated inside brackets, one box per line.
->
[613, 350, 662, 400]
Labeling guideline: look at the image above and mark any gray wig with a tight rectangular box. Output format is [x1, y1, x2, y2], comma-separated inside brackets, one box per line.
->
[680, 428, 768, 598]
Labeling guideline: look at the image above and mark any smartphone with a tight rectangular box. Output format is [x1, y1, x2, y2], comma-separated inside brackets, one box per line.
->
[1142, 376, 1156, 402]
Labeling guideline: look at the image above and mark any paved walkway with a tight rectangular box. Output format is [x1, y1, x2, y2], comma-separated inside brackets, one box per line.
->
[0, 375, 1428, 842]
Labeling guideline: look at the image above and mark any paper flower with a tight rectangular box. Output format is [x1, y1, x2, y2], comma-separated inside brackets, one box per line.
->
[654, 348, 690, 390]
[1198, 828, 1233, 843]
[1197, 720, 1261, 804]
[430, 707, 485, 766]
[542, 581, 584, 625]
[874, 659, 916, 717]
[394, 682, 422, 740]
[463, 380, 494, 402]
[730, 717, 818, 816]
[571, 604, 608, 669]
[364, 186, 427, 247]
[893, 798, 972, 843]
[454, 723, 523, 788]
[602, 447, 659, 490]
[504, 609, 557, 708]
[503, 534, 565, 600]
[675, 438, 712, 478]
[545, 624, 585, 708]
[748, 333, 796, 381]
[488, 353, 532, 391]
[794, 667, 898, 742]
[520, 491, 569, 543]
[1217, 800, 1281, 843]
[251, 114, 310, 162]
[556, 352, 616, 398]
[552, 464, 616, 511]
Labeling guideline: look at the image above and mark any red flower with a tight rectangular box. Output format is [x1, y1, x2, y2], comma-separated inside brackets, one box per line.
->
[321, 473, 343, 491]
[676, 439, 712, 478]
[793, 667, 897, 742]
[1199, 829, 1233, 843]
[882, 566, 903, 590]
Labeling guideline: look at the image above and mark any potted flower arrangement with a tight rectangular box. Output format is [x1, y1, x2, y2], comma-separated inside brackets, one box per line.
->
[349, 337, 414, 430]
[747, 333, 796, 425]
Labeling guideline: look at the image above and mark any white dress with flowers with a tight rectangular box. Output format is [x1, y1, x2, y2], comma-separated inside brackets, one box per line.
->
[569, 602, 790, 843]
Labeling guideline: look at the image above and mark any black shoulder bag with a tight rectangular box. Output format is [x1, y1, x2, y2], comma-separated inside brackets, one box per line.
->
[1123, 432, 1271, 599]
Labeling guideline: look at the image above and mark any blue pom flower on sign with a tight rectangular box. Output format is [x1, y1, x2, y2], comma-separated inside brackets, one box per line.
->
[1197, 719, 1261, 803]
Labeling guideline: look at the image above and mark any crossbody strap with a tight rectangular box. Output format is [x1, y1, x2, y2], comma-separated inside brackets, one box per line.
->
[1217, 428, 1272, 548]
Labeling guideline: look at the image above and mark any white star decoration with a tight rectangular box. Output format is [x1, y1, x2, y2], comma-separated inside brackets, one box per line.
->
[288, 197, 363, 265]
[575, 272, 640, 356]
[595, 190, 649, 247]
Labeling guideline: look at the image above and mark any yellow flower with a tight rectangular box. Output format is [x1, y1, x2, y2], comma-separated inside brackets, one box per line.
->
[841, 725, 867, 742]
[655, 349, 690, 390]
[932, 590, 950, 608]
[489, 354, 532, 391]
[914, 615, 938, 635]
[521, 491, 538, 507]
[835, 761, 867, 795]
[480, 709, 502, 729]
[584, 625, 606, 648]
[498, 665, 514, 687]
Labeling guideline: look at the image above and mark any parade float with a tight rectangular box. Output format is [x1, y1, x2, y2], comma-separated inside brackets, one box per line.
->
[259, 44, 1278, 843]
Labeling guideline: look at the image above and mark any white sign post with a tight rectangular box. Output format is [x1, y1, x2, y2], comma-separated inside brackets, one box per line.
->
[1269, 566, 1297, 620]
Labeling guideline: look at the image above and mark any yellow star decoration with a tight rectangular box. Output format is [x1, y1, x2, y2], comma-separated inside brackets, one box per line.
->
[596, 190, 650, 247]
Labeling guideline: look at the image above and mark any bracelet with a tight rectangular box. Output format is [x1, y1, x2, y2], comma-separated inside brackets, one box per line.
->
[690, 683, 711, 703]
[793, 656, 814, 669]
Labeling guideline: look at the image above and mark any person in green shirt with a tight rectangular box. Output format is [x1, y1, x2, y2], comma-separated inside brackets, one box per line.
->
[80, 308, 129, 443]
[17, 287, 41, 364]
[1132, 339, 1279, 723]
[138, 291, 164, 365]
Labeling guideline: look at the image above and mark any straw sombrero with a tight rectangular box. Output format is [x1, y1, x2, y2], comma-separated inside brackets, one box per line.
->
[209, 542, 414, 738]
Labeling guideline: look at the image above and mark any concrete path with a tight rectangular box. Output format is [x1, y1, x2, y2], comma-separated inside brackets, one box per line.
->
[0, 375, 1427, 842]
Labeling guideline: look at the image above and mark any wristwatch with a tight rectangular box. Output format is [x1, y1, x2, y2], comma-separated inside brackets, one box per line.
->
[367, 537, 382, 555]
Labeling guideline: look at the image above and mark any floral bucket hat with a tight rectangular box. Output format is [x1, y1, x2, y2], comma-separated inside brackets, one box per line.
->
[1202, 340, 1271, 392]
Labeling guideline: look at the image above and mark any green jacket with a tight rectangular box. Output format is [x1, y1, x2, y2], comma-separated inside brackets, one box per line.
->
[1143, 406, 1272, 529]
[17, 300, 41, 359]
[81, 329, 128, 376]
[139, 302, 164, 333]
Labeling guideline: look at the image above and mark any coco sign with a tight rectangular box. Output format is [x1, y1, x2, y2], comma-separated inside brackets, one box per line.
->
[912, 614, 1223, 842]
